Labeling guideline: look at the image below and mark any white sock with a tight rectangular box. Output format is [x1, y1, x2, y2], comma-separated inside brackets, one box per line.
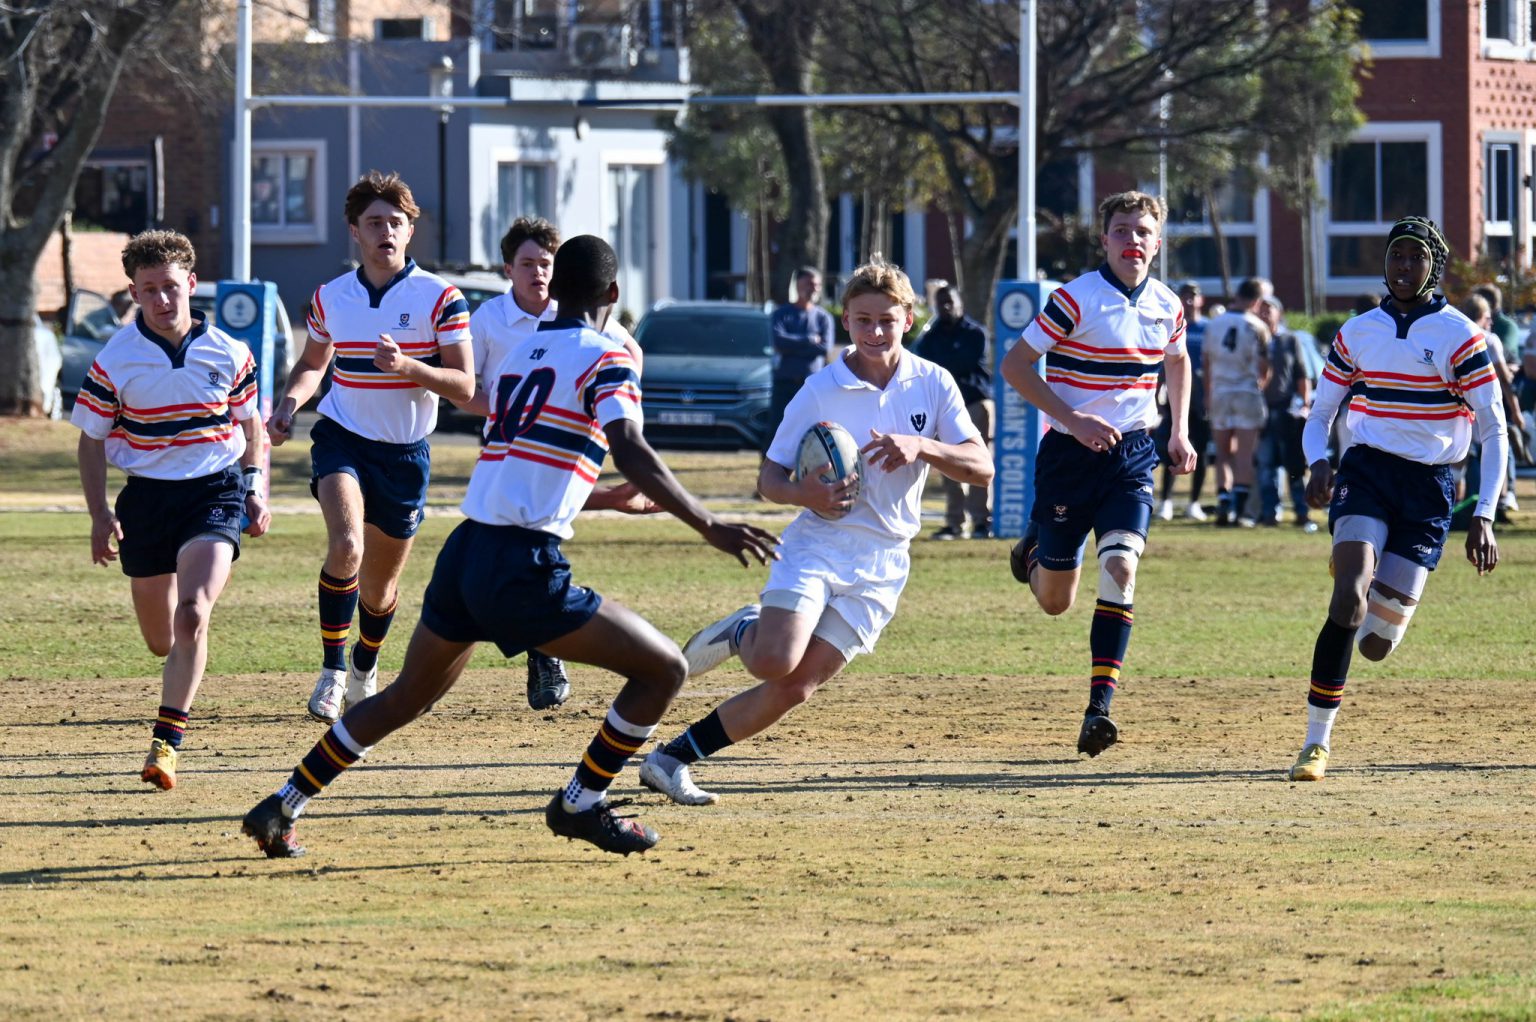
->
[562, 707, 657, 812]
[277, 783, 308, 819]
[1304, 704, 1338, 750]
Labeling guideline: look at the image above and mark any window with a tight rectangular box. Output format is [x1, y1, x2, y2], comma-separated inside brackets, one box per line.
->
[376, 18, 435, 40]
[249, 141, 327, 245]
[607, 163, 656, 317]
[496, 162, 551, 232]
[1486, 142, 1516, 225]
[74, 160, 150, 234]
[1160, 168, 1268, 287]
[1346, 0, 1439, 57]
[1486, 0, 1516, 40]
[308, 0, 335, 36]
[1323, 124, 1441, 287]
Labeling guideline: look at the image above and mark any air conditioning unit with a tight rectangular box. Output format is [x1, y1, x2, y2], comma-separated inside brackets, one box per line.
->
[569, 23, 637, 71]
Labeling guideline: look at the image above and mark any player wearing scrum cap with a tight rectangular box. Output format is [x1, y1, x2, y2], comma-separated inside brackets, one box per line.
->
[1288, 215, 1507, 782]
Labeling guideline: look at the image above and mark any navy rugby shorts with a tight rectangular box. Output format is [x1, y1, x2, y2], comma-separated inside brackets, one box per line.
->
[420, 519, 602, 656]
[1029, 428, 1156, 571]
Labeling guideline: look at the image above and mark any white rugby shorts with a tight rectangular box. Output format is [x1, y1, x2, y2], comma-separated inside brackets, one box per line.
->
[761, 519, 910, 660]
[1209, 389, 1266, 431]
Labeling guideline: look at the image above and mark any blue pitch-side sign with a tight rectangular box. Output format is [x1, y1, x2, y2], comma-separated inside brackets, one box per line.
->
[992, 280, 1058, 539]
[215, 280, 279, 518]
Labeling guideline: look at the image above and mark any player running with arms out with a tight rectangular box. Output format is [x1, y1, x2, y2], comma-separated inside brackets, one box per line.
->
[1288, 216, 1506, 782]
[267, 172, 474, 726]
[72, 230, 272, 789]
[638, 257, 992, 807]
[1002, 191, 1196, 758]
[455, 215, 656, 711]
[242, 236, 778, 858]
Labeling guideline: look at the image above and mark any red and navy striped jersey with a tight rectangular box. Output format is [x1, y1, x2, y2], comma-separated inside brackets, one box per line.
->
[1303, 299, 1501, 466]
[1021, 265, 1186, 433]
[460, 319, 642, 539]
[70, 312, 257, 479]
[309, 260, 471, 443]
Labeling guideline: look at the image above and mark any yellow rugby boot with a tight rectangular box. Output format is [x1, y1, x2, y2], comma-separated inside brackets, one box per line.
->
[1289, 743, 1328, 782]
[141, 738, 178, 790]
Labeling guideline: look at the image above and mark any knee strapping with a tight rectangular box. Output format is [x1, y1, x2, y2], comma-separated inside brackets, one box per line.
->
[1096, 531, 1145, 603]
[1361, 590, 1416, 652]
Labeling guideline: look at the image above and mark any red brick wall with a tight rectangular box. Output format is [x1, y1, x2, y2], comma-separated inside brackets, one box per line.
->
[35, 232, 132, 316]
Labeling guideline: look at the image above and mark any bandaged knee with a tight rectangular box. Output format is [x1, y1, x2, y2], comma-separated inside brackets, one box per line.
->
[1096, 530, 1145, 603]
[1360, 590, 1416, 653]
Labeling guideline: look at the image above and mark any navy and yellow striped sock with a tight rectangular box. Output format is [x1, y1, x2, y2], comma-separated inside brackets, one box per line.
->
[1088, 599, 1134, 715]
[352, 596, 397, 673]
[661, 710, 734, 766]
[152, 705, 189, 748]
[564, 707, 656, 811]
[276, 720, 369, 819]
[318, 570, 359, 672]
[1308, 618, 1355, 711]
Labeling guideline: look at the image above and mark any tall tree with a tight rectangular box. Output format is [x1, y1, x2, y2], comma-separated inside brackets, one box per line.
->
[808, 0, 1364, 324]
[0, 0, 198, 417]
[710, 0, 828, 299]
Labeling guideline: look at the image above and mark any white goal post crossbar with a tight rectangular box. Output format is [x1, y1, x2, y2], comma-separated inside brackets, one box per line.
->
[232, 0, 1036, 282]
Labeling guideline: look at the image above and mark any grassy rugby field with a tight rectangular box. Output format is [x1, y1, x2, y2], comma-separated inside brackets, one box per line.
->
[1, 418, 1533, 1021]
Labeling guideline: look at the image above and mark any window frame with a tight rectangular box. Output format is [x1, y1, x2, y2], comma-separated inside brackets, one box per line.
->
[487, 145, 558, 265]
[1142, 163, 1271, 292]
[246, 139, 328, 246]
[1348, 0, 1441, 59]
[1319, 122, 1442, 296]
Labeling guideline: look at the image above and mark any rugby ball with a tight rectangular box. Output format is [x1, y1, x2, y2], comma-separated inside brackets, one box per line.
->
[795, 421, 863, 520]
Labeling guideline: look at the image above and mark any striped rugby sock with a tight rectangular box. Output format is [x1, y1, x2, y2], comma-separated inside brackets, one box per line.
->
[1088, 599, 1134, 715]
[352, 596, 397, 673]
[1305, 618, 1355, 748]
[152, 705, 189, 749]
[318, 570, 359, 672]
[277, 719, 370, 818]
[564, 707, 656, 811]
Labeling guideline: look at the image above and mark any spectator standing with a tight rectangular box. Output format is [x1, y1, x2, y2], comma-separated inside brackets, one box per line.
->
[1202, 277, 1271, 526]
[913, 284, 994, 538]
[1255, 296, 1316, 531]
[1156, 280, 1211, 521]
[1473, 283, 1522, 365]
[766, 268, 836, 454]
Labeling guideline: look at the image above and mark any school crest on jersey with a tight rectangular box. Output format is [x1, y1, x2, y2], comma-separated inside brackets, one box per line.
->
[398, 313, 411, 328]
[1421, 349, 1435, 365]
[1053, 504, 1069, 522]
[207, 370, 220, 385]
[910, 411, 927, 431]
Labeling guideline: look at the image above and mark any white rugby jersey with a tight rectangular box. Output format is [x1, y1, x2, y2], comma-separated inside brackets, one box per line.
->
[309, 259, 471, 443]
[469, 291, 556, 392]
[1302, 299, 1504, 470]
[70, 312, 257, 480]
[1021, 265, 1186, 433]
[765, 348, 979, 545]
[1202, 309, 1268, 394]
[460, 318, 642, 539]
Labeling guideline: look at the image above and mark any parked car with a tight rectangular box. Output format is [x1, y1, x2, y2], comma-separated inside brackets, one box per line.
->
[32, 315, 64, 419]
[633, 300, 774, 450]
[60, 284, 297, 407]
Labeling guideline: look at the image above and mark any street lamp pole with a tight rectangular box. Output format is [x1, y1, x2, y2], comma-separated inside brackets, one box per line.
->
[430, 55, 455, 267]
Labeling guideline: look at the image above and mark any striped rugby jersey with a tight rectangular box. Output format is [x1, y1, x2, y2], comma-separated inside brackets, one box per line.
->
[1202, 309, 1267, 395]
[70, 312, 257, 480]
[309, 259, 471, 443]
[1021, 265, 1186, 433]
[1302, 298, 1502, 467]
[460, 318, 642, 539]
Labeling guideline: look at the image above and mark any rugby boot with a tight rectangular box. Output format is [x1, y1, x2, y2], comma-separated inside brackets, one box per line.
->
[527, 651, 572, 710]
[242, 795, 307, 858]
[638, 747, 719, 806]
[681, 604, 759, 677]
[1289, 743, 1329, 782]
[140, 738, 178, 790]
[1076, 713, 1119, 757]
[545, 795, 658, 855]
